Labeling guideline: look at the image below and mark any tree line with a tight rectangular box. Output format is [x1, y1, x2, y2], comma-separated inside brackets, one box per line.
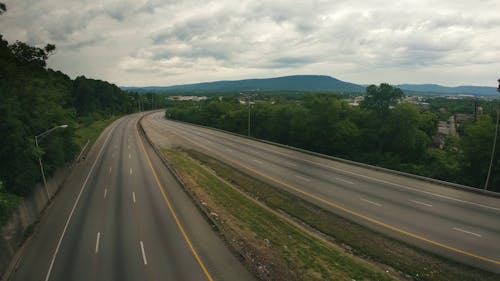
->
[166, 87, 500, 192]
[0, 32, 162, 210]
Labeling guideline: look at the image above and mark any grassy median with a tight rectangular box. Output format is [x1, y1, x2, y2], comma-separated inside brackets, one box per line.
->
[164, 148, 395, 281]
[165, 148, 499, 281]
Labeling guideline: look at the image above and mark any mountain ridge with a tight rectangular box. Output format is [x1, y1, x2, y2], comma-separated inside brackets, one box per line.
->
[121, 75, 498, 96]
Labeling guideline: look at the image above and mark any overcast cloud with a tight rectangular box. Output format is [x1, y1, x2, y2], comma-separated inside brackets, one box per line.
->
[1, 0, 499, 86]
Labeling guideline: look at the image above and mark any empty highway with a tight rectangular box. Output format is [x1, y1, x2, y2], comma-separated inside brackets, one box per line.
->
[10, 113, 254, 281]
[142, 111, 500, 273]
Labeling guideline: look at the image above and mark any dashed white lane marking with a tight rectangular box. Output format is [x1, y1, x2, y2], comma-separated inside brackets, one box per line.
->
[103, 188, 107, 199]
[132, 192, 136, 203]
[336, 177, 354, 185]
[453, 227, 482, 238]
[95, 232, 100, 253]
[108, 166, 112, 174]
[140, 241, 148, 265]
[130, 168, 133, 175]
[361, 198, 382, 207]
[408, 199, 433, 207]
[225, 148, 233, 153]
[284, 161, 297, 167]
[129, 153, 131, 159]
[295, 174, 311, 182]
[253, 159, 264, 165]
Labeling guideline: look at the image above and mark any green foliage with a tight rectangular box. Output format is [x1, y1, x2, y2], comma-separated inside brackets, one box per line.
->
[0, 35, 140, 198]
[8, 41, 55, 68]
[0, 181, 20, 226]
[461, 115, 500, 190]
[361, 83, 404, 116]
[166, 88, 499, 191]
[0, 2, 6, 15]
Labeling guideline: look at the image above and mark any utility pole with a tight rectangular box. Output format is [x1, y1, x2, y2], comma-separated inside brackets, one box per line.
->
[484, 78, 500, 189]
[240, 93, 252, 137]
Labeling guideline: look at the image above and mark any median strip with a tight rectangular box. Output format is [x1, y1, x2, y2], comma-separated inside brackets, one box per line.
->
[167, 148, 500, 281]
[163, 148, 395, 281]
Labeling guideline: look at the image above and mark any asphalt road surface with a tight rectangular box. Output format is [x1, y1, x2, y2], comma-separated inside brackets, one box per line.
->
[9, 113, 255, 281]
[142, 111, 500, 273]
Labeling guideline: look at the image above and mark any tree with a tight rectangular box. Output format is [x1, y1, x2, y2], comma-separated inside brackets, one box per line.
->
[8, 41, 56, 68]
[461, 116, 500, 190]
[0, 3, 6, 15]
[361, 83, 404, 116]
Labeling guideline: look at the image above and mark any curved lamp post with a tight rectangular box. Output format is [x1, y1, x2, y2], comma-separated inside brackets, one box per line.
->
[35, 124, 68, 200]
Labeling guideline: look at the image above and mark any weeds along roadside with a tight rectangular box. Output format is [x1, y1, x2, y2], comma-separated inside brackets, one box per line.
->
[163, 148, 499, 281]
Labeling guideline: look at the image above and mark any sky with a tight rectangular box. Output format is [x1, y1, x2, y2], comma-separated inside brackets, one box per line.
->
[1, 0, 500, 87]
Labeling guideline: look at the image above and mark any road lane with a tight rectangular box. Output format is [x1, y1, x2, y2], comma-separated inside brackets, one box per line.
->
[143, 111, 500, 272]
[10, 113, 254, 281]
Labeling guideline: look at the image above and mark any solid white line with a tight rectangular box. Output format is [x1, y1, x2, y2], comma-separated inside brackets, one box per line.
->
[132, 192, 136, 203]
[45, 123, 116, 281]
[253, 159, 264, 165]
[95, 232, 100, 253]
[285, 161, 297, 167]
[130, 168, 133, 175]
[103, 188, 107, 199]
[361, 198, 382, 207]
[336, 177, 354, 185]
[453, 227, 482, 238]
[295, 174, 311, 182]
[408, 199, 433, 207]
[140, 241, 148, 265]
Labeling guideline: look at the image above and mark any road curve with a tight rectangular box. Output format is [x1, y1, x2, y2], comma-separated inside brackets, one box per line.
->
[142, 111, 500, 273]
[9, 113, 254, 281]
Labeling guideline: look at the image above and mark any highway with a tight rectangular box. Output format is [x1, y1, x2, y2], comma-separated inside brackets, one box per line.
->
[142, 111, 500, 273]
[9, 113, 255, 281]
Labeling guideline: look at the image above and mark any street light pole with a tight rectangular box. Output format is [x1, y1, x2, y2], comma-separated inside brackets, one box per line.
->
[35, 124, 68, 200]
[240, 93, 252, 137]
[484, 79, 500, 190]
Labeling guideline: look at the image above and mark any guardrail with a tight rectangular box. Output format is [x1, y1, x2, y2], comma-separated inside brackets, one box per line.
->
[159, 113, 500, 198]
[137, 113, 221, 231]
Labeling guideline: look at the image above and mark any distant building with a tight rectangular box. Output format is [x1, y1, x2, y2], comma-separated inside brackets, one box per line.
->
[345, 96, 364, 106]
[168, 96, 208, 101]
[433, 116, 457, 149]
[454, 113, 473, 123]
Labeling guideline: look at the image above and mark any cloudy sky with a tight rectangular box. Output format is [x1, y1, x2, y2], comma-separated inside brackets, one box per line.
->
[1, 0, 500, 87]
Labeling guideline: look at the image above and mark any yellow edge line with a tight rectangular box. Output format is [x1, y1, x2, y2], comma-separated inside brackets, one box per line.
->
[137, 129, 214, 281]
[182, 136, 500, 266]
[247, 165, 500, 265]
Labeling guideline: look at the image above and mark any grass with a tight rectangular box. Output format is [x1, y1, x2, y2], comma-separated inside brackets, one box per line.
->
[74, 115, 121, 149]
[164, 149, 395, 281]
[179, 149, 499, 281]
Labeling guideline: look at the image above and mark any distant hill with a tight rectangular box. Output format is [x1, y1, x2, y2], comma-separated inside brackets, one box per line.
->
[121, 75, 498, 97]
[122, 75, 366, 93]
[397, 84, 498, 97]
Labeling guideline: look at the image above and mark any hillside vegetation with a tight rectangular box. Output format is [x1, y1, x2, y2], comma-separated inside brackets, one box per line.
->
[0, 35, 160, 224]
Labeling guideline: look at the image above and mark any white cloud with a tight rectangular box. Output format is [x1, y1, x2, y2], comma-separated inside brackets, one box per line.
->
[1, 0, 499, 86]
